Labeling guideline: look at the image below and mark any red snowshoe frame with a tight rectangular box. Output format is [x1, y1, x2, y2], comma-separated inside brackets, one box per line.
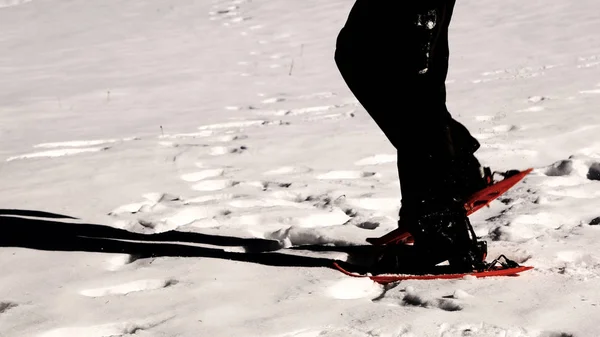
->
[334, 255, 533, 283]
[333, 168, 535, 280]
[366, 168, 534, 246]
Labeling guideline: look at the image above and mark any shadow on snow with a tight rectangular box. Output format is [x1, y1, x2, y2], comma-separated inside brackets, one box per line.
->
[0, 209, 370, 270]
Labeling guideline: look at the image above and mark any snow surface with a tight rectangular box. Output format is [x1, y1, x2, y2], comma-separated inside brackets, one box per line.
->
[2, 0, 600, 336]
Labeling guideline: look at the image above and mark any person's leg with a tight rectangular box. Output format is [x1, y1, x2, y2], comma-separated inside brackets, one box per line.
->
[335, 0, 487, 272]
[335, 0, 483, 200]
[395, 1, 489, 270]
[421, 0, 490, 199]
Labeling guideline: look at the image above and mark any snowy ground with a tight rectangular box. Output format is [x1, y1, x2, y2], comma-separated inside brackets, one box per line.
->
[2, 0, 600, 336]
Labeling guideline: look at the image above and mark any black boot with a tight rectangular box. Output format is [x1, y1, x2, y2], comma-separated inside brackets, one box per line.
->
[371, 197, 487, 274]
[451, 154, 493, 201]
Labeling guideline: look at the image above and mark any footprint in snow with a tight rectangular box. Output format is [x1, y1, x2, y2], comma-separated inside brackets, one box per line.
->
[588, 163, 600, 180]
[483, 124, 519, 133]
[528, 95, 549, 103]
[192, 179, 238, 191]
[353, 220, 381, 230]
[105, 254, 143, 271]
[79, 279, 177, 297]
[238, 180, 293, 191]
[0, 301, 17, 314]
[539, 333, 576, 337]
[543, 158, 600, 181]
[208, 6, 239, 18]
[544, 159, 574, 176]
[587, 216, 600, 226]
[215, 134, 248, 142]
[209, 145, 247, 155]
[400, 287, 463, 312]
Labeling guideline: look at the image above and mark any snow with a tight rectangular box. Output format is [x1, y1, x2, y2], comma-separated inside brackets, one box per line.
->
[1, 0, 600, 336]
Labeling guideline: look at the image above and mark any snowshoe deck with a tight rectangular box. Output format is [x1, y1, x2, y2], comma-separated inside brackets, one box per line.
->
[366, 168, 534, 246]
[333, 261, 533, 284]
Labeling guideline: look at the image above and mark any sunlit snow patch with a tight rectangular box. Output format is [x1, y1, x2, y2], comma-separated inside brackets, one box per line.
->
[316, 171, 377, 179]
[7, 148, 107, 161]
[264, 166, 312, 175]
[33, 139, 119, 148]
[0, 0, 33, 9]
[326, 278, 382, 300]
[198, 120, 269, 130]
[354, 154, 396, 166]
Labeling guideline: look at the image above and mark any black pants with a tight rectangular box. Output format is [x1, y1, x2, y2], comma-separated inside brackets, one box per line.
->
[335, 0, 480, 205]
